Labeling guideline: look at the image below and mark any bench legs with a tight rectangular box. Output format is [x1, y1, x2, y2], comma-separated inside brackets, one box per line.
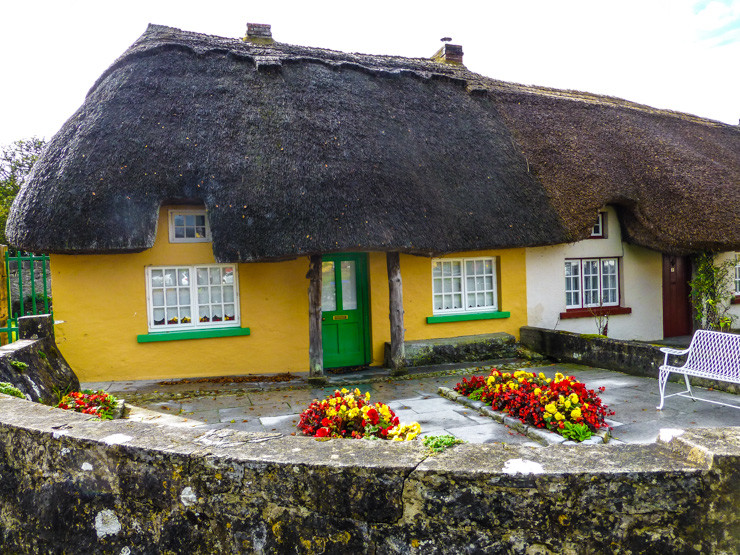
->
[657, 369, 695, 410]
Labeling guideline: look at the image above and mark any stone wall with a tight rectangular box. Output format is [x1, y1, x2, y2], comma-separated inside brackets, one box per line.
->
[0, 395, 737, 554]
[0, 315, 79, 403]
[520, 326, 738, 394]
[384, 332, 519, 368]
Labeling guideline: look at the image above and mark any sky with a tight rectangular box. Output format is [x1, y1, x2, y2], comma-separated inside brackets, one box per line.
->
[0, 0, 738, 146]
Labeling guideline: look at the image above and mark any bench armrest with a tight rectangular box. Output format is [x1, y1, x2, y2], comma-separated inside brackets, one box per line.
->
[659, 347, 689, 356]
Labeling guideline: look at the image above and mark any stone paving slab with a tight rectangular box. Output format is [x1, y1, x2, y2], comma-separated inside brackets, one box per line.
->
[94, 362, 740, 445]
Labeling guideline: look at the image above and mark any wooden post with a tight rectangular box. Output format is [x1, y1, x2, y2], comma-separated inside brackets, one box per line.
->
[387, 251, 406, 374]
[307, 254, 326, 383]
[0, 245, 8, 345]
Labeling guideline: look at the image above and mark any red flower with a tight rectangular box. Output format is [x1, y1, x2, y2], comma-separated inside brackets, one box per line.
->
[315, 427, 330, 437]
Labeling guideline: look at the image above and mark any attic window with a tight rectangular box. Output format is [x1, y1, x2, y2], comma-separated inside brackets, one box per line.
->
[169, 209, 211, 243]
[590, 212, 607, 238]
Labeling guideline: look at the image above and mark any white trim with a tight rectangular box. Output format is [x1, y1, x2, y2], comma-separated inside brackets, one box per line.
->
[432, 256, 498, 315]
[564, 257, 620, 309]
[735, 253, 740, 295]
[145, 264, 240, 332]
[590, 212, 606, 238]
[168, 209, 211, 243]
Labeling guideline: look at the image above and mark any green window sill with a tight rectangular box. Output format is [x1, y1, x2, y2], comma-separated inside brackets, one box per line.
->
[137, 327, 251, 343]
[426, 311, 511, 324]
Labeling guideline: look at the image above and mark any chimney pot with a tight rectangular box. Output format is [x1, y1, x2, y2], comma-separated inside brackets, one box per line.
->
[432, 43, 463, 65]
[245, 23, 273, 43]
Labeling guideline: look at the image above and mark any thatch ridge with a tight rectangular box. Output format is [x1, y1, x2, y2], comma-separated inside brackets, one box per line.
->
[7, 24, 739, 258]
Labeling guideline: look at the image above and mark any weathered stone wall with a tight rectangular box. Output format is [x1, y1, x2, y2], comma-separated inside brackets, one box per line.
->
[0, 394, 738, 554]
[520, 326, 739, 394]
[384, 332, 519, 368]
[0, 315, 79, 403]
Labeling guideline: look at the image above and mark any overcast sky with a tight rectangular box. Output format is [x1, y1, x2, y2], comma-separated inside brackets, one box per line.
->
[1, 0, 738, 146]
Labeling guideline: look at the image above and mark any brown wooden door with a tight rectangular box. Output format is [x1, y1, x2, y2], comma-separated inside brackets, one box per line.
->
[662, 255, 693, 338]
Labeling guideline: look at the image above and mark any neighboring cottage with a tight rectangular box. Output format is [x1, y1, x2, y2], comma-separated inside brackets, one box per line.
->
[7, 23, 740, 381]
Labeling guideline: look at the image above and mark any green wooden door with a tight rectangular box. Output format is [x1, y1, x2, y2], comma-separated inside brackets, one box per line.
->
[321, 253, 371, 368]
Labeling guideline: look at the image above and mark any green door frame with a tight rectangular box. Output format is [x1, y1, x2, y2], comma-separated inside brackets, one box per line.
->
[321, 252, 371, 368]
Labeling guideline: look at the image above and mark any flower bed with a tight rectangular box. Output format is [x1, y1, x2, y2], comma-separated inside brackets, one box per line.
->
[56, 390, 120, 420]
[298, 388, 420, 441]
[455, 369, 613, 441]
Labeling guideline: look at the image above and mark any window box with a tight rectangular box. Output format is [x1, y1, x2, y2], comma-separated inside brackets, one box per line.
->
[137, 327, 250, 343]
[146, 264, 239, 333]
[559, 306, 632, 320]
[432, 257, 499, 315]
[427, 311, 510, 324]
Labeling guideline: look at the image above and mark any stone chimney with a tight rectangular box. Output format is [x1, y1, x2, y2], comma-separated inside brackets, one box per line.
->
[244, 23, 273, 44]
[432, 40, 463, 65]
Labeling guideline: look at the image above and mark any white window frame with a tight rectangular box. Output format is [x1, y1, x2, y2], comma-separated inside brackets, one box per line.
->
[735, 253, 740, 295]
[432, 257, 498, 315]
[564, 257, 620, 309]
[145, 264, 240, 332]
[590, 212, 606, 238]
[168, 209, 211, 243]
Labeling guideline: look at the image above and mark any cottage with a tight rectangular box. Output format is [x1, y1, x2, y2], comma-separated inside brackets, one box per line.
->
[7, 24, 740, 381]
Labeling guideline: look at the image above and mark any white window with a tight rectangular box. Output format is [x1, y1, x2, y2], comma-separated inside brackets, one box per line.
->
[146, 264, 239, 332]
[169, 209, 211, 243]
[590, 212, 606, 238]
[564, 258, 620, 309]
[432, 257, 497, 314]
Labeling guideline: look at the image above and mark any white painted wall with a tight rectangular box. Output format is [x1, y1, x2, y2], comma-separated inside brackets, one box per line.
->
[714, 251, 740, 327]
[526, 206, 664, 340]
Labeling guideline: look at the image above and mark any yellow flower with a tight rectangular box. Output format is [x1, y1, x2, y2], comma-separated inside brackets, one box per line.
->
[554, 372, 564, 383]
[365, 391, 371, 401]
[341, 388, 349, 394]
[583, 402, 589, 409]
[554, 412, 565, 421]
[539, 372, 546, 379]
[571, 408, 582, 419]
[569, 393, 580, 404]
[564, 400, 571, 409]
[326, 408, 337, 417]
[545, 403, 557, 414]
[534, 388, 541, 396]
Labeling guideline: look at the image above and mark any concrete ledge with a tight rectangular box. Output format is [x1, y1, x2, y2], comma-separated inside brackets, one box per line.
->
[1, 394, 738, 553]
[384, 332, 518, 367]
[520, 326, 739, 394]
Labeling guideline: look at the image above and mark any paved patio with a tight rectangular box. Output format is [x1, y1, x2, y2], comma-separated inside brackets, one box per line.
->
[84, 362, 740, 446]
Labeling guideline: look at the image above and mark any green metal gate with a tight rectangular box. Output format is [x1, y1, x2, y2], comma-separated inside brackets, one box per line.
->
[0, 250, 51, 344]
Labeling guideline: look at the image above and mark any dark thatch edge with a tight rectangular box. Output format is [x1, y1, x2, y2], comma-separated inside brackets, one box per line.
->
[7, 24, 739, 259]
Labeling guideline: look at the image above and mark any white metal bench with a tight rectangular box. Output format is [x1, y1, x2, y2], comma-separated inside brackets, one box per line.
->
[657, 329, 740, 410]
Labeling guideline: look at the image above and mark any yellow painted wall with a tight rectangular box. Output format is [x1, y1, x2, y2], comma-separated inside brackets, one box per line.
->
[50, 206, 528, 380]
[364, 250, 528, 365]
[51, 206, 309, 381]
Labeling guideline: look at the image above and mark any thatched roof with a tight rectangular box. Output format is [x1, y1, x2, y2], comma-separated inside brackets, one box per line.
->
[8, 24, 740, 259]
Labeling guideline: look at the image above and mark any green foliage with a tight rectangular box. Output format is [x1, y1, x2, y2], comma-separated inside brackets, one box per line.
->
[559, 422, 593, 442]
[0, 137, 46, 245]
[422, 434, 465, 453]
[8, 359, 28, 372]
[689, 253, 737, 331]
[0, 382, 24, 398]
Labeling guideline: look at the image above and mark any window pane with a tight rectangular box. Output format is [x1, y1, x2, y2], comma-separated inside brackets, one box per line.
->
[180, 308, 191, 324]
[211, 287, 222, 303]
[340, 261, 357, 310]
[210, 268, 221, 285]
[175, 227, 185, 238]
[199, 306, 211, 322]
[321, 261, 337, 312]
[224, 305, 236, 321]
[166, 288, 178, 306]
[152, 289, 164, 307]
[185, 215, 195, 226]
[223, 286, 234, 303]
[166, 308, 179, 325]
[153, 308, 165, 326]
[197, 268, 208, 285]
[185, 227, 195, 238]
[164, 269, 176, 286]
[432, 261, 443, 278]
[198, 287, 209, 305]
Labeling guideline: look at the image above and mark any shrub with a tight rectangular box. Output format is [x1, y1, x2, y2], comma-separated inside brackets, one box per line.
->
[0, 382, 24, 398]
[454, 368, 613, 440]
[298, 388, 420, 440]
